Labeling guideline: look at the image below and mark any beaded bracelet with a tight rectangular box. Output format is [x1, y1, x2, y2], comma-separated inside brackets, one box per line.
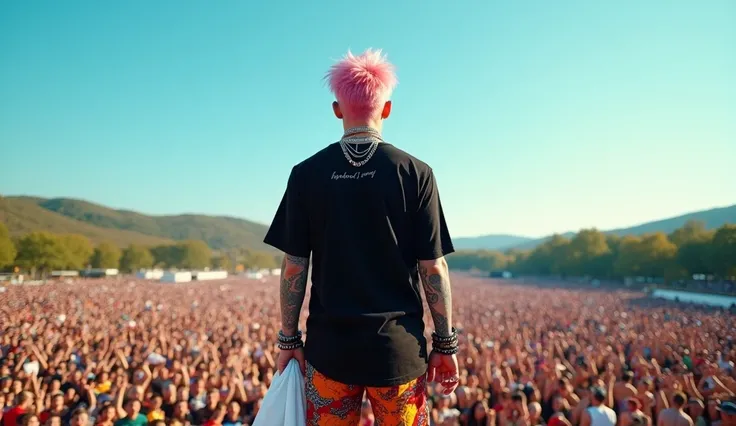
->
[433, 343, 459, 352]
[431, 328, 459, 354]
[433, 345, 459, 355]
[433, 340, 459, 350]
[278, 330, 302, 344]
[432, 328, 458, 343]
[277, 340, 304, 351]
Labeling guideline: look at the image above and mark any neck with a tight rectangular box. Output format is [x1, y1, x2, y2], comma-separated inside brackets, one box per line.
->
[343, 118, 382, 134]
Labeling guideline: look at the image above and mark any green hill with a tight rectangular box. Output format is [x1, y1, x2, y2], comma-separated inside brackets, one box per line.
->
[0, 196, 172, 247]
[2, 196, 273, 251]
[606, 204, 736, 236]
[508, 204, 736, 251]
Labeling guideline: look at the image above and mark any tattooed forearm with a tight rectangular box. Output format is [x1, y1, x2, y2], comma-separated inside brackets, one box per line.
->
[279, 254, 310, 336]
[418, 258, 453, 336]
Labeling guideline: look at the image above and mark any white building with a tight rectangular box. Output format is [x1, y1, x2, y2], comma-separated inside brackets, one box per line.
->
[160, 271, 192, 283]
[193, 271, 228, 281]
[136, 269, 165, 280]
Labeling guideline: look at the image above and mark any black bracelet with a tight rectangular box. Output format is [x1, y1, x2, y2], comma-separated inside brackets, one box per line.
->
[278, 330, 302, 344]
[277, 340, 304, 351]
[432, 328, 458, 343]
[433, 345, 459, 355]
[433, 341, 459, 350]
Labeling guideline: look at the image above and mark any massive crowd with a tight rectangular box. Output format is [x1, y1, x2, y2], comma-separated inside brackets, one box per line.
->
[0, 274, 734, 426]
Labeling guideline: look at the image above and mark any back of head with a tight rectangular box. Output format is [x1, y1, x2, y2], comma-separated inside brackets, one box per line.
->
[631, 413, 647, 426]
[19, 390, 34, 405]
[327, 49, 397, 121]
[623, 371, 635, 384]
[592, 387, 607, 405]
[529, 401, 542, 416]
[672, 392, 687, 408]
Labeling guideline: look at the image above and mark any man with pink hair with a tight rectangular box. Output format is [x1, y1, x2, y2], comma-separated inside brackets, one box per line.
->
[264, 49, 458, 425]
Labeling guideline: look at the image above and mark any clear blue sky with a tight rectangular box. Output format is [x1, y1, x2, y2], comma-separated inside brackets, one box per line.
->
[1, 1, 734, 238]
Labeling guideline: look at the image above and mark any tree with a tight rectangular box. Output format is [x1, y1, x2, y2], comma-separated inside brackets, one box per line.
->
[150, 244, 178, 268]
[120, 245, 154, 272]
[90, 242, 122, 269]
[241, 250, 279, 269]
[447, 250, 509, 271]
[59, 234, 94, 269]
[15, 232, 67, 276]
[637, 233, 678, 278]
[669, 220, 712, 247]
[563, 229, 611, 277]
[707, 224, 736, 278]
[615, 233, 677, 279]
[211, 255, 231, 271]
[177, 240, 211, 269]
[614, 235, 644, 277]
[519, 234, 571, 276]
[676, 240, 712, 277]
[0, 223, 16, 268]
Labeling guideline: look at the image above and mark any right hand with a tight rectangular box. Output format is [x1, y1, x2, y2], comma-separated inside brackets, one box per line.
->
[277, 347, 306, 376]
[427, 351, 459, 395]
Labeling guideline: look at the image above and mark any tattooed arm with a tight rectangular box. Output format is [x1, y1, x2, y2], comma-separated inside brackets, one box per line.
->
[279, 254, 310, 336]
[418, 257, 453, 336]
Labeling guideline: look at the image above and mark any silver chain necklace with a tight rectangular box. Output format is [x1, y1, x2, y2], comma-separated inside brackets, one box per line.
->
[339, 126, 383, 167]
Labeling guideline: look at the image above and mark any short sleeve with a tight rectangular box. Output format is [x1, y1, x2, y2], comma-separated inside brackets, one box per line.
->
[414, 168, 454, 261]
[263, 165, 311, 257]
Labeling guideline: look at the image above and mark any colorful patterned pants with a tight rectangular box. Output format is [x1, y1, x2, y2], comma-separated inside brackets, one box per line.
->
[305, 362, 429, 425]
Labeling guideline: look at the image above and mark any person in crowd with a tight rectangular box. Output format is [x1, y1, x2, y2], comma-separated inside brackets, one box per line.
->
[548, 396, 572, 426]
[91, 402, 115, 426]
[4, 392, 35, 426]
[144, 395, 164, 423]
[201, 403, 226, 426]
[718, 400, 736, 426]
[580, 388, 616, 426]
[614, 372, 639, 414]
[621, 398, 652, 426]
[21, 414, 40, 426]
[529, 402, 544, 426]
[685, 399, 705, 426]
[464, 400, 495, 426]
[658, 392, 694, 426]
[220, 401, 242, 426]
[69, 409, 88, 426]
[113, 395, 145, 426]
[39, 394, 66, 426]
[264, 48, 457, 425]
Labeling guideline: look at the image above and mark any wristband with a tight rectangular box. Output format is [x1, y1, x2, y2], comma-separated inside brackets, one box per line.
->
[278, 330, 302, 344]
[433, 345, 459, 355]
[432, 328, 458, 343]
[432, 327, 459, 354]
[277, 340, 304, 351]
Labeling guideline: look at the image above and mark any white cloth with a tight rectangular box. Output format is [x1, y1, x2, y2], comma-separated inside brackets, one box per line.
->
[252, 359, 306, 426]
[587, 405, 617, 426]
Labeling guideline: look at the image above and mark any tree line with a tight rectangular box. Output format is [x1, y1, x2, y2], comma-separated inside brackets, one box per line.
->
[447, 221, 736, 281]
[0, 224, 280, 276]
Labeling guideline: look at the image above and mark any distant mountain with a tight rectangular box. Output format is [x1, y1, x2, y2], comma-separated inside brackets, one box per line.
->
[453, 234, 534, 250]
[464, 204, 736, 251]
[4, 195, 733, 254]
[1, 196, 274, 252]
[0, 196, 172, 247]
[605, 204, 736, 236]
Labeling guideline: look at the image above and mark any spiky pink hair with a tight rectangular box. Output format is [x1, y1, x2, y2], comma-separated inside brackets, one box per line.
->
[327, 49, 397, 120]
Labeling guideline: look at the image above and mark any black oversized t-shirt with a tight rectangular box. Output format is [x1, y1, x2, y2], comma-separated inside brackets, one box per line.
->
[264, 142, 454, 387]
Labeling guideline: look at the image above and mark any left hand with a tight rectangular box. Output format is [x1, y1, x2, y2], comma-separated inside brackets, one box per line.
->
[277, 347, 306, 376]
[427, 351, 459, 395]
